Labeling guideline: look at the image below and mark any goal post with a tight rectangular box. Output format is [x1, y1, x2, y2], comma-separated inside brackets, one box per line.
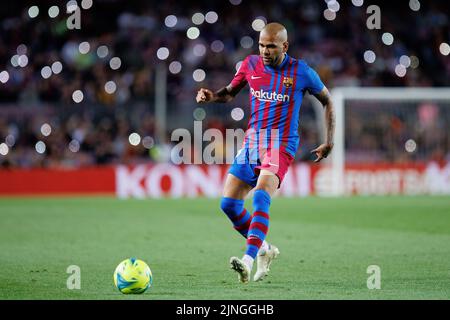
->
[310, 87, 450, 196]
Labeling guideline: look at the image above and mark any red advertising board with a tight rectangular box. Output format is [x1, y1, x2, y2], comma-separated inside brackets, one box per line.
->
[0, 162, 449, 197]
[0, 167, 116, 196]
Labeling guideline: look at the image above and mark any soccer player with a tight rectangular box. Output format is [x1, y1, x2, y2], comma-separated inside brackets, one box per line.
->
[196, 22, 335, 283]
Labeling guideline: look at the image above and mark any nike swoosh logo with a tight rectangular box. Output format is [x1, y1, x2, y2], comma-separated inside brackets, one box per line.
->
[268, 162, 279, 167]
[251, 75, 262, 79]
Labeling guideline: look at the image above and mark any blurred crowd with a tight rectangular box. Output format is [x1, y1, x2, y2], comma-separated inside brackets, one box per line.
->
[0, 0, 449, 168]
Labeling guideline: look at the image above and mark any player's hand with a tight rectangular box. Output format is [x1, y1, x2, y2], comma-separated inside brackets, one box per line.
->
[196, 88, 214, 103]
[311, 143, 333, 163]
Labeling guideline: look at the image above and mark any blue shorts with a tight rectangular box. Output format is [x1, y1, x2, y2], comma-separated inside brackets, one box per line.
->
[228, 148, 260, 188]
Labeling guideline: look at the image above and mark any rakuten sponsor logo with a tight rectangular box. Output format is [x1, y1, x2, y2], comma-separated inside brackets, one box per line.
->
[250, 87, 290, 103]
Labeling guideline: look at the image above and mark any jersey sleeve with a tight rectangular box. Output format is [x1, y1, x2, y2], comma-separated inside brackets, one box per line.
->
[229, 56, 249, 90]
[305, 66, 325, 95]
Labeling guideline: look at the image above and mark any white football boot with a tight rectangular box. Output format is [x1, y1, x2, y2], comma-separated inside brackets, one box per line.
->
[253, 244, 280, 282]
[229, 257, 251, 284]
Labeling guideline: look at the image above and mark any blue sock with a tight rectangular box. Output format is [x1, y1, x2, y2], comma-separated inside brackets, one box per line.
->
[220, 197, 252, 238]
[245, 189, 271, 259]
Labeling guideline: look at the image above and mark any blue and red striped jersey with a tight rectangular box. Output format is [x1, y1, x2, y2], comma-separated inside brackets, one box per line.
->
[230, 54, 325, 157]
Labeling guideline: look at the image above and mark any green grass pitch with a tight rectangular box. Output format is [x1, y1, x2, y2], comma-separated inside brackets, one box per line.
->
[0, 196, 449, 300]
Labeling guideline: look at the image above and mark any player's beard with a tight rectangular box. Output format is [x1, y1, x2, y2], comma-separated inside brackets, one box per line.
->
[262, 56, 274, 66]
[263, 54, 281, 66]
[262, 56, 272, 65]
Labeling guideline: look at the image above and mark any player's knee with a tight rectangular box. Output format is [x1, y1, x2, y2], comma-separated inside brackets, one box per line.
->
[255, 170, 279, 194]
[254, 185, 272, 194]
[253, 189, 271, 212]
[220, 197, 244, 217]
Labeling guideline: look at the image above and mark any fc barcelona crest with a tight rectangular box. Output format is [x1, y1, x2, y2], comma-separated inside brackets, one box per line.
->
[283, 77, 293, 88]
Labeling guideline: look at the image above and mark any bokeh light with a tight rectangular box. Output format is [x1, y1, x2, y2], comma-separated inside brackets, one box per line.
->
[323, 9, 336, 21]
[41, 66, 52, 79]
[79, 42, 90, 54]
[399, 55, 411, 68]
[11, 55, 19, 67]
[187, 27, 200, 40]
[35, 141, 46, 154]
[395, 64, 407, 77]
[211, 40, 224, 53]
[352, 0, 364, 6]
[40, 123, 52, 136]
[235, 61, 243, 72]
[382, 33, 394, 46]
[439, 43, 450, 56]
[410, 55, 420, 69]
[327, 0, 341, 12]
[51, 61, 63, 74]
[142, 136, 155, 149]
[231, 108, 244, 121]
[409, 0, 420, 11]
[0, 143, 9, 156]
[240, 36, 254, 49]
[16, 44, 27, 55]
[252, 18, 266, 32]
[193, 107, 206, 121]
[48, 6, 59, 18]
[67, 1, 78, 12]
[105, 81, 117, 94]
[0, 71, 9, 84]
[97, 45, 109, 58]
[363, 50, 376, 63]
[157, 47, 170, 60]
[72, 90, 84, 103]
[28, 6, 39, 18]
[5, 135, 15, 147]
[169, 61, 182, 74]
[205, 11, 218, 24]
[81, 0, 93, 10]
[69, 140, 80, 153]
[165, 15, 177, 28]
[405, 139, 417, 153]
[18, 55, 28, 67]
[128, 133, 141, 146]
[192, 13, 205, 25]
[193, 44, 206, 57]
[193, 69, 206, 82]
[109, 57, 122, 70]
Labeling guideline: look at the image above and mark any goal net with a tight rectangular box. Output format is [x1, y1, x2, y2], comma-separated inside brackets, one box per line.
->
[314, 88, 450, 196]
